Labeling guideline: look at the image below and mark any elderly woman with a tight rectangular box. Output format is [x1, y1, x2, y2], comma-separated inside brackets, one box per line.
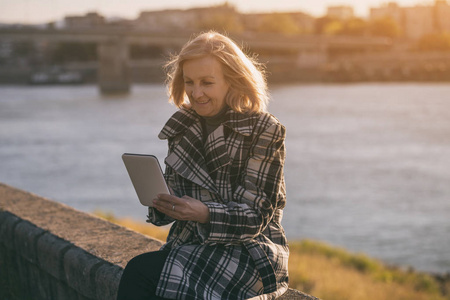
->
[117, 31, 289, 300]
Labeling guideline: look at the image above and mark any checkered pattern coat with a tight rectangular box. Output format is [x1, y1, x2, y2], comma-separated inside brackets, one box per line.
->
[147, 107, 289, 299]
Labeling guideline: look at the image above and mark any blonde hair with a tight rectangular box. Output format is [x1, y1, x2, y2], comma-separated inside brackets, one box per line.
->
[165, 31, 269, 113]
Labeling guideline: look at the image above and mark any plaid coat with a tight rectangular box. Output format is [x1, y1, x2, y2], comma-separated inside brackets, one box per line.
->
[147, 107, 289, 299]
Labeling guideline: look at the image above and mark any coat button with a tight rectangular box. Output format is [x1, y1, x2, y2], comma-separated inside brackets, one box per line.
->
[201, 190, 211, 200]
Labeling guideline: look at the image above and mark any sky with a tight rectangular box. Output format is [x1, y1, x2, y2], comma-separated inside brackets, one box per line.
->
[0, 0, 436, 24]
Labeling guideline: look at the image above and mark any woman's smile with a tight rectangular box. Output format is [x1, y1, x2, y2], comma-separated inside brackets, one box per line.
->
[196, 99, 210, 104]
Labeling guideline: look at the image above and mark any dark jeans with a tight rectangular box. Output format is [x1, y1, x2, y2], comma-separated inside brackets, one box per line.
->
[117, 250, 170, 300]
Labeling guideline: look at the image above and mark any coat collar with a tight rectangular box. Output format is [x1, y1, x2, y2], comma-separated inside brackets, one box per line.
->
[158, 107, 257, 140]
[158, 107, 259, 194]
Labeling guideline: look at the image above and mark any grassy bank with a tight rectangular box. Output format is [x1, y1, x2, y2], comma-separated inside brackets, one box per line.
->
[94, 211, 449, 300]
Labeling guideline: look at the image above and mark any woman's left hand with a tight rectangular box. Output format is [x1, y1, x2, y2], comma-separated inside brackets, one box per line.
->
[152, 194, 210, 224]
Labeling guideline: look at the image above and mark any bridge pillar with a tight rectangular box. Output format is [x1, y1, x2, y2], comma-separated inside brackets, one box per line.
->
[97, 39, 130, 94]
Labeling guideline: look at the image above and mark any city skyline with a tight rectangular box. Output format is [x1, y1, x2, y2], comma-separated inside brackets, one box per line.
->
[0, 0, 437, 24]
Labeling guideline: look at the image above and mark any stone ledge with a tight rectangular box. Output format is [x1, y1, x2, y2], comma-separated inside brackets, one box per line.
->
[0, 182, 162, 268]
[279, 289, 320, 300]
[0, 183, 319, 299]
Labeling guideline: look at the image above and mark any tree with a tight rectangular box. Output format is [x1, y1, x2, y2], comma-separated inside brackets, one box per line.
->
[416, 32, 450, 51]
[315, 16, 368, 36]
[198, 13, 243, 33]
[340, 18, 368, 36]
[315, 16, 340, 35]
[323, 20, 344, 35]
[369, 17, 401, 38]
[257, 13, 302, 35]
[195, 3, 243, 33]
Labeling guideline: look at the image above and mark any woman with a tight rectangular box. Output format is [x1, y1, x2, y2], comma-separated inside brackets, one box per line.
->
[117, 31, 289, 300]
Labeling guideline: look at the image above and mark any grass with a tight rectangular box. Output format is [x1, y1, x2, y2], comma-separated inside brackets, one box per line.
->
[93, 210, 170, 242]
[288, 240, 448, 300]
[94, 211, 449, 300]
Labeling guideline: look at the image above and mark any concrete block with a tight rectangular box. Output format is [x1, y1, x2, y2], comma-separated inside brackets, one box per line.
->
[78, 293, 93, 300]
[63, 247, 103, 299]
[37, 232, 73, 281]
[14, 220, 45, 264]
[0, 211, 21, 250]
[29, 264, 52, 300]
[14, 254, 33, 299]
[94, 263, 123, 300]
[0, 213, 21, 299]
[0, 246, 20, 300]
[50, 279, 80, 300]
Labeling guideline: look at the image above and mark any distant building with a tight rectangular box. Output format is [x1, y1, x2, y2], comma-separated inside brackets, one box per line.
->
[327, 6, 355, 20]
[435, 0, 450, 32]
[370, 0, 450, 39]
[403, 5, 434, 39]
[135, 3, 239, 32]
[370, 2, 403, 25]
[0, 40, 12, 59]
[135, 4, 314, 34]
[241, 11, 315, 34]
[64, 12, 105, 29]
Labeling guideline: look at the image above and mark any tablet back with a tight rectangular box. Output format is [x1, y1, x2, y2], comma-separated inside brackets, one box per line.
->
[122, 153, 170, 206]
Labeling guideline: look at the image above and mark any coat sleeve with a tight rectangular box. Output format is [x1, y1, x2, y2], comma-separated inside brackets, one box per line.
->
[197, 121, 286, 244]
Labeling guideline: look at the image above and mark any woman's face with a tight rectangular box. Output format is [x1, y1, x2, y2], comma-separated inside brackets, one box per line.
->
[183, 56, 230, 117]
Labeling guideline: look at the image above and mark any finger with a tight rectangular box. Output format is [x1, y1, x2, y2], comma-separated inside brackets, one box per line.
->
[154, 194, 176, 207]
[153, 197, 181, 217]
[157, 193, 173, 201]
[152, 198, 170, 212]
[158, 194, 185, 207]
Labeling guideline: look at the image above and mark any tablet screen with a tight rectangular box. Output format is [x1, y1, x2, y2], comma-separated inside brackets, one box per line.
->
[122, 153, 170, 206]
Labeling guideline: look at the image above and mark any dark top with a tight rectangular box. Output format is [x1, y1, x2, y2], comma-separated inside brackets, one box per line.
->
[201, 105, 229, 140]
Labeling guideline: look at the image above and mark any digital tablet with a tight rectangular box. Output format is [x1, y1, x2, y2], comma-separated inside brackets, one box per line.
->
[122, 153, 170, 206]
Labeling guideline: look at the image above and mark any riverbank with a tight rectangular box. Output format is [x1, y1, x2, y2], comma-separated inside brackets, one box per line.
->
[2, 50, 450, 86]
[94, 211, 450, 300]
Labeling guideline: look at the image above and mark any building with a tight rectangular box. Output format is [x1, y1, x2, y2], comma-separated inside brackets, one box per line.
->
[327, 6, 355, 20]
[370, 0, 450, 39]
[435, 0, 450, 32]
[64, 12, 105, 29]
[135, 3, 240, 32]
[0, 40, 12, 58]
[135, 3, 315, 35]
[370, 2, 403, 25]
[403, 5, 434, 39]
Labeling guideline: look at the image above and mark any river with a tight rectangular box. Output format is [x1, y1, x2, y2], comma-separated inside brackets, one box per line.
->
[1, 83, 449, 274]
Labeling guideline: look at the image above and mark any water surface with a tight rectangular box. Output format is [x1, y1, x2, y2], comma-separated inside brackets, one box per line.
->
[1, 83, 449, 274]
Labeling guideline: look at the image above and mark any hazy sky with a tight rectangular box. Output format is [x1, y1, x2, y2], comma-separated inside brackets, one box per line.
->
[0, 0, 433, 24]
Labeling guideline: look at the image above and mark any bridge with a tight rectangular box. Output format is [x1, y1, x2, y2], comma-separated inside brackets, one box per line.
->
[0, 28, 392, 93]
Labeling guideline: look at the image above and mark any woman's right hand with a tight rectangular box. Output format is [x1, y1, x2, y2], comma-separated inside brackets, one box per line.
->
[153, 194, 210, 224]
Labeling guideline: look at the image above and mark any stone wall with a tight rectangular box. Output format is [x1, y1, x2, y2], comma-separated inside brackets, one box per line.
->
[0, 183, 318, 300]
